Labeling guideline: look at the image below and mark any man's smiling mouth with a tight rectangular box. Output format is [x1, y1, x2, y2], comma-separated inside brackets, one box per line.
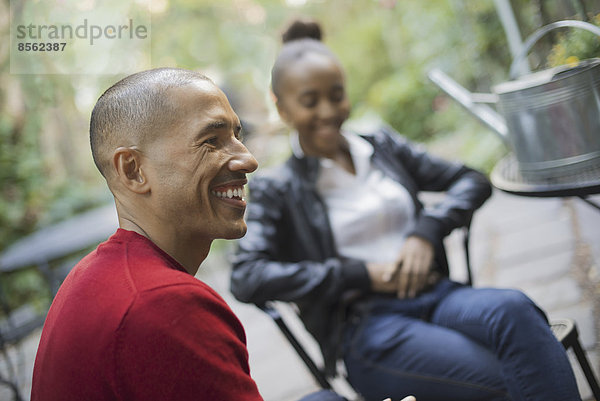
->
[211, 185, 245, 200]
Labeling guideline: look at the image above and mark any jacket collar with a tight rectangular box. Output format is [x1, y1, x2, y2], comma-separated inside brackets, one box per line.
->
[288, 151, 321, 186]
[288, 131, 375, 185]
[288, 131, 321, 185]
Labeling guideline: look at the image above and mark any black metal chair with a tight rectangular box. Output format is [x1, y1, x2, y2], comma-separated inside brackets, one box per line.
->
[259, 302, 333, 391]
[258, 225, 600, 400]
[551, 319, 600, 400]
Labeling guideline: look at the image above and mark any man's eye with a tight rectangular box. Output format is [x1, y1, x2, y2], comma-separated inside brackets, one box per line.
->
[202, 137, 218, 146]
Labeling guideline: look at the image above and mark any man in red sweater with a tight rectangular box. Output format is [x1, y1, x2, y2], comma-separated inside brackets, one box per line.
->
[30, 68, 348, 401]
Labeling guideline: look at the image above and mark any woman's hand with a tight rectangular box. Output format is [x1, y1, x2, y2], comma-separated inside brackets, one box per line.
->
[394, 236, 434, 298]
[366, 261, 398, 293]
[366, 236, 434, 297]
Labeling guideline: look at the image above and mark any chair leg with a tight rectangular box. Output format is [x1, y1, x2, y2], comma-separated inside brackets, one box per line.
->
[272, 314, 332, 390]
[571, 337, 600, 400]
[260, 303, 332, 390]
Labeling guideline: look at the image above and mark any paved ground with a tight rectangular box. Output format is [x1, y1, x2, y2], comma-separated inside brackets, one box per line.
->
[2, 190, 599, 400]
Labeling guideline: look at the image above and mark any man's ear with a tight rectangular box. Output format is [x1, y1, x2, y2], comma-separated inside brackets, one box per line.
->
[112, 147, 150, 194]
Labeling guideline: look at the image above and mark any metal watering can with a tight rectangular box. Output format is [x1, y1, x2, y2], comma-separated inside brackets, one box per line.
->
[428, 20, 600, 181]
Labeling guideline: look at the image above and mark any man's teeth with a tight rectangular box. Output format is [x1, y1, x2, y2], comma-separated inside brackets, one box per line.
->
[211, 187, 245, 199]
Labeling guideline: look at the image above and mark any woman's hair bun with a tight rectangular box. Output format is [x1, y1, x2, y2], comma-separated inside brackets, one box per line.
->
[281, 18, 323, 43]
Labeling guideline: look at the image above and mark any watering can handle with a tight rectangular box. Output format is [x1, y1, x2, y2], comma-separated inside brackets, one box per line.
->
[509, 19, 600, 80]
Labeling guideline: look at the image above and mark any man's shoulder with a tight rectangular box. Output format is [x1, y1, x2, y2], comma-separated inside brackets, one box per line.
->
[66, 232, 188, 287]
[56, 233, 214, 320]
[135, 272, 224, 304]
[121, 276, 242, 343]
[131, 260, 206, 293]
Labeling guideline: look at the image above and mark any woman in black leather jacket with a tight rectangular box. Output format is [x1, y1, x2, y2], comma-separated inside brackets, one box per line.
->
[230, 19, 579, 401]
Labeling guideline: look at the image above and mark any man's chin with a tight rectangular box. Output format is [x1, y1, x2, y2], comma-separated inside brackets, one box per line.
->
[221, 224, 247, 240]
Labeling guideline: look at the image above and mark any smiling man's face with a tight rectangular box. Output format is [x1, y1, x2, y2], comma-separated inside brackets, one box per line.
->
[141, 79, 258, 242]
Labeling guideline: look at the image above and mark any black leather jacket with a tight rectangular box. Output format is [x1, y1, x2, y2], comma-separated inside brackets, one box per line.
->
[230, 126, 492, 375]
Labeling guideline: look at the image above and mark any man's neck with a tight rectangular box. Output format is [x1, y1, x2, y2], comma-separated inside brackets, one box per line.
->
[118, 216, 210, 276]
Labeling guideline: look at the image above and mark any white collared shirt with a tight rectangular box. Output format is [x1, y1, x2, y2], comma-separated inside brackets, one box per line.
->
[291, 131, 415, 263]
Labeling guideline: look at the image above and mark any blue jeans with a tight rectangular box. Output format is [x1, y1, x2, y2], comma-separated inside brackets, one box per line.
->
[342, 279, 580, 401]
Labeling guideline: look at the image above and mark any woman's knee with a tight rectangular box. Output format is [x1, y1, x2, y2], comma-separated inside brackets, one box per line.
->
[488, 289, 547, 328]
[494, 289, 536, 312]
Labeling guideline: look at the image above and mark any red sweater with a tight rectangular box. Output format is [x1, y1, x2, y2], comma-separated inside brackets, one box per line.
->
[32, 229, 263, 400]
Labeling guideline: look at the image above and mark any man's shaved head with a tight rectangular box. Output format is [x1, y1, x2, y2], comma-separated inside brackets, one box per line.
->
[89, 67, 211, 177]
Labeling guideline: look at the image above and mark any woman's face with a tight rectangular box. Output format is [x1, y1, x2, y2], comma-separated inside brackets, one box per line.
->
[276, 52, 350, 159]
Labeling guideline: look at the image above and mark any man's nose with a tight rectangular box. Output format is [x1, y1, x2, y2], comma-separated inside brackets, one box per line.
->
[228, 141, 258, 174]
